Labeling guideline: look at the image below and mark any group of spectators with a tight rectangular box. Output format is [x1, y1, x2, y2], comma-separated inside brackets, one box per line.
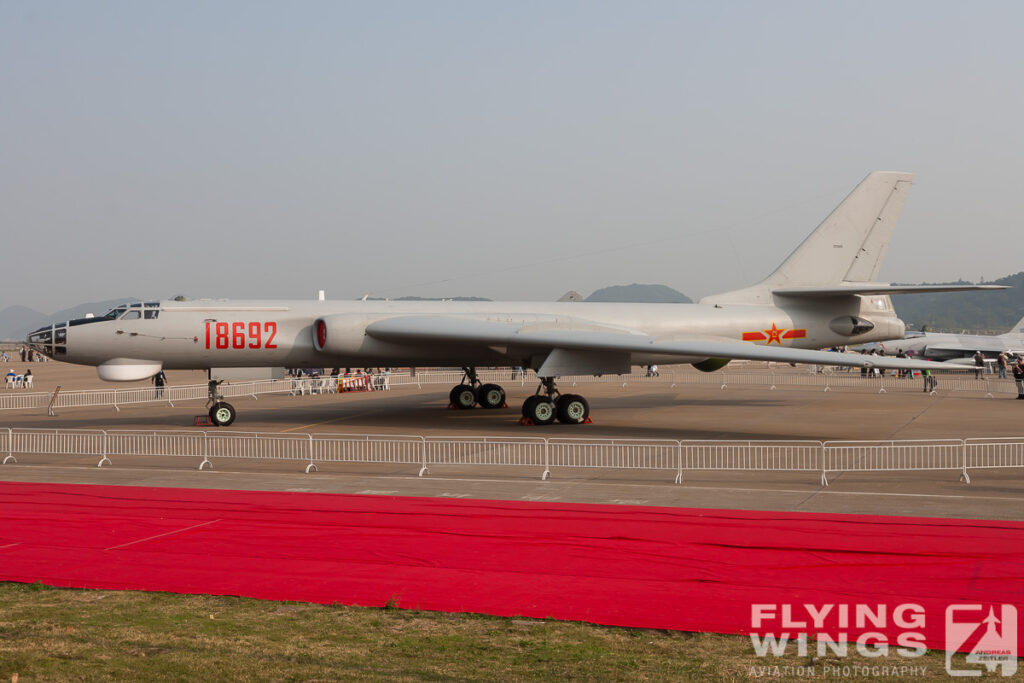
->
[856, 347, 890, 378]
[1, 348, 49, 364]
[4, 368, 32, 389]
[11, 346, 48, 364]
[2, 347, 50, 389]
[287, 367, 392, 393]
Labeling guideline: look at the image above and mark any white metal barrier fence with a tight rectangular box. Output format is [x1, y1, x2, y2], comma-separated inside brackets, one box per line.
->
[3, 428, 1024, 485]
[0, 367, 1011, 414]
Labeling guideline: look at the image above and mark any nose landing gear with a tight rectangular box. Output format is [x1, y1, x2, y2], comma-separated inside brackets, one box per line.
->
[206, 378, 236, 426]
[209, 401, 237, 427]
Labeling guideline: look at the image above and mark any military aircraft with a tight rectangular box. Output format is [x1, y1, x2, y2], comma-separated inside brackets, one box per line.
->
[884, 315, 1024, 361]
[27, 171, 1005, 426]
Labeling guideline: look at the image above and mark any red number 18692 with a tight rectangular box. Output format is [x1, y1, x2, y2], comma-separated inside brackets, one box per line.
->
[205, 321, 278, 350]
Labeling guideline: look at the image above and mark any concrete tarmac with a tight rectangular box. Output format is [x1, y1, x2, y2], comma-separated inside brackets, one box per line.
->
[2, 360, 1023, 520]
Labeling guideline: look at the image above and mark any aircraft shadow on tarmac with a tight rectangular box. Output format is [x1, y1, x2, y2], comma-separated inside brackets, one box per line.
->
[9, 392, 806, 443]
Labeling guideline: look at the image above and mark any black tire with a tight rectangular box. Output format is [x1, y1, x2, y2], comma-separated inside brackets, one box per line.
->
[209, 401, 236, 427]
[522, 396, 556, 425]
[556, 394, 590, 424]
[522, 395, 538, 419]
[449, 384, 478, 409]
[477, 383, 506, 409]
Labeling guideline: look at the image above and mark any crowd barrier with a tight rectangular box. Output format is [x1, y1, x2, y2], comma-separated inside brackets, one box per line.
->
[0, 366, 1013, 414]
[3, 428, 1023, 485]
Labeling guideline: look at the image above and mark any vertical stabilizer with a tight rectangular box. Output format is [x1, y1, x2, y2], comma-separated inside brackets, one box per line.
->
[1008, 314, 1024, 335]
[702, 171, 913, 305]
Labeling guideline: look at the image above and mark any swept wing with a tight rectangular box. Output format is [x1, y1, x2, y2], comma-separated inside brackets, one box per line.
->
[365, 316, 964, 373]
[773, 284, 1007, 297]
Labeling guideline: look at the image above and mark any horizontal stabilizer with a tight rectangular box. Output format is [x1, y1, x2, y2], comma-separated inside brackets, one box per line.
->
[773, 284, 1008, 298]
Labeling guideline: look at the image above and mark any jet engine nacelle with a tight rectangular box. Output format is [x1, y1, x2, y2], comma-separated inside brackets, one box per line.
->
[312, 314, 388, 356]
[828, 315, 876, 337]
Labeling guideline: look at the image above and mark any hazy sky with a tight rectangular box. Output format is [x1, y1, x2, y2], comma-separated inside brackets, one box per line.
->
[3, 1, 1023, 313]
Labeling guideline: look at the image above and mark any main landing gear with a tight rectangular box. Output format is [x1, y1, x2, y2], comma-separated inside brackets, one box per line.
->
[447, 368, 590, 425]
[520, 377, 590, 426]
[448, 367, 507, 410]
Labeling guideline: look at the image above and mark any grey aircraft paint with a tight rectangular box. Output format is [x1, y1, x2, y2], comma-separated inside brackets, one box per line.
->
[26, 172, 1004, 425]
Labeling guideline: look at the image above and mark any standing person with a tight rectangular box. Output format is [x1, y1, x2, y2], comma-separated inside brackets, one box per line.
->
[922, 368, 937, 393]
[19, 346, 26, 362]
[152, 369, 167, 398]
[973, 350, 985, 379]
[997, 352, 1008, 379]
[1014, 359, 1024, 400]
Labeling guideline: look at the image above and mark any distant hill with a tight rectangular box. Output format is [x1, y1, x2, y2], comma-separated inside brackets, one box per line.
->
[0, 305, 45, 342]
[0, 298, 139, 341]
[585, 284, 692, 304]
[892, 272, 1024, 334]
[365, 296, 492, 302]
[394, 296, 491, 302]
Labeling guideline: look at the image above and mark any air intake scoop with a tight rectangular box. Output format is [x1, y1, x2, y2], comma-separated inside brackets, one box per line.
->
[829, 316, 875, 337]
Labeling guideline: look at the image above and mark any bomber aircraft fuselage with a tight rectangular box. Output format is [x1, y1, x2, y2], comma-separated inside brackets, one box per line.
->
[27, 171, 1006, 426]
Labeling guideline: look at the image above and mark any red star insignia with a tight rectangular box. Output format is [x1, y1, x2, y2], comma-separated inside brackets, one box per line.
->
[763, 322, 784, 345]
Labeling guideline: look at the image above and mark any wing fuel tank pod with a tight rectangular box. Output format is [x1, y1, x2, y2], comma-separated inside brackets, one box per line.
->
[97, 358, 163, 381]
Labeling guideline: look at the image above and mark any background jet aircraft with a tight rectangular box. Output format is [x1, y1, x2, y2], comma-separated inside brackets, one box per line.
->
[28, 171, 1004, 426]
[885, 315, 1024, 361]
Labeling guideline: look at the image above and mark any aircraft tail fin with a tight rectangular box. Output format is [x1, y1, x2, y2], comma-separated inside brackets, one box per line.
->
[702, 171, 914, 305]
[1009, 314, 1024, 335]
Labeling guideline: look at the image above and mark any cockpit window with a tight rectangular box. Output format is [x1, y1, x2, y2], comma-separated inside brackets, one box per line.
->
[144, 309, 159, 319]
[103, 306, 128, 320]
[122, 310, 142, 320]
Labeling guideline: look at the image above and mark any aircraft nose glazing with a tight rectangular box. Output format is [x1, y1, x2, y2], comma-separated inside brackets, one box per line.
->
[26, 323, 68, 359]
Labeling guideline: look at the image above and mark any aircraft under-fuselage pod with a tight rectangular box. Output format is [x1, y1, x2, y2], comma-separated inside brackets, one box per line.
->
[28, 171, 1005, 426]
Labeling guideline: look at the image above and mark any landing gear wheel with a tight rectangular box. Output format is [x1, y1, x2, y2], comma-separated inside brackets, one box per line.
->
[449, 385, 478, 410]
[522, 395, 556, 425]
[209, 401, 236, 427]
[522, 395, 538, 419]
[556, 394, 590, 424]
[477, 383, 506, 409]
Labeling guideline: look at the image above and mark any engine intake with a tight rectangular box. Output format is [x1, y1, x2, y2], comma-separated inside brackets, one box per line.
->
[829, 316, 875, 337]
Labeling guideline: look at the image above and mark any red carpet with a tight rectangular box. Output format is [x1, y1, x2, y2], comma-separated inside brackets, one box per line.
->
[1, 482, 1021, 651]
